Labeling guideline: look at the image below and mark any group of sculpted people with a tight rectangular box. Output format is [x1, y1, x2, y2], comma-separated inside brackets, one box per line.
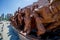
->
[10, 0, 60, 37]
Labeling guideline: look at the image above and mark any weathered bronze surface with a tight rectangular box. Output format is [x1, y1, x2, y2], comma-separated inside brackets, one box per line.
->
[10, 0, 60, 40]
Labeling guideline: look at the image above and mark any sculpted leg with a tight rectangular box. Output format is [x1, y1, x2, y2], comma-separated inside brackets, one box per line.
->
[24, 8, 31, 35]
[34, 12, 46, 36]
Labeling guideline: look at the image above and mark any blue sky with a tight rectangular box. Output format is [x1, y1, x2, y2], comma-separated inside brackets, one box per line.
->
[0, 0, 38, 16]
